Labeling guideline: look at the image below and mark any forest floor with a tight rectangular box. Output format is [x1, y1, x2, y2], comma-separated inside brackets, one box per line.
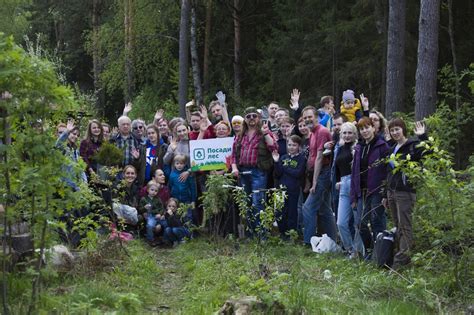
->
[8, 237, 472, 314]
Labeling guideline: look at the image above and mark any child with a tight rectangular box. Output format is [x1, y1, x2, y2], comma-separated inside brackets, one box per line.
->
[273, 135, 306, 238]
[163, 198, 190, 245]
[139, 181, 165, 243]
[168, 154, 197, 224]
[277, 117, 295, 156]
[340, 90, 365, 123]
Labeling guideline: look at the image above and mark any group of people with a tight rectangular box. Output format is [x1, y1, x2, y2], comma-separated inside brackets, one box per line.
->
[56, 88, 427, 268]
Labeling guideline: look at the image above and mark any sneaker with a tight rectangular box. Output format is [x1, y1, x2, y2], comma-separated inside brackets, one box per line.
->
[348, 251, 359, 260]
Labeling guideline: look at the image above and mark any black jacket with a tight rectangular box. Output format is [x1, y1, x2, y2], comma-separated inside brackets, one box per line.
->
[387, 134, 428, 193]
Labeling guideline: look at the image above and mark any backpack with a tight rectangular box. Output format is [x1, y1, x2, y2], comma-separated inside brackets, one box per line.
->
[372, 229, 396, 268]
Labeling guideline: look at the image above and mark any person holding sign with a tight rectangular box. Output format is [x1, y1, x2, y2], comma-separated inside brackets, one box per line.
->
[231, 107, 278, 238]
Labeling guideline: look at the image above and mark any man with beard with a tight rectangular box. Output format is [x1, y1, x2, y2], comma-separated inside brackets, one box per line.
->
[231, 107, 277, 238]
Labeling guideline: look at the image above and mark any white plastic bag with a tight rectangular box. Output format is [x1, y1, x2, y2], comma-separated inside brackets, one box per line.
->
[311, 234, 341, 253]
[113, 203, 138, 225]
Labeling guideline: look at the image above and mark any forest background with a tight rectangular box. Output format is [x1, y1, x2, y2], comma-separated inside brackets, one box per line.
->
[1, 0, 474, 166]
[1, 1, 474, 313]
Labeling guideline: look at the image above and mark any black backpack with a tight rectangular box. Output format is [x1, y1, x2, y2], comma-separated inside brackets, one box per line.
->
[373, 229, 396, 268]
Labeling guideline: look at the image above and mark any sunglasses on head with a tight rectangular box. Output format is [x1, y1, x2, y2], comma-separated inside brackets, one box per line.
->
[245, 113, 258, 119]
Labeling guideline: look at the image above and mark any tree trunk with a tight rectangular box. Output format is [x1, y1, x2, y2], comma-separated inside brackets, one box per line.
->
[178, 0, 191, 118]
[385, 0, 406, 118]
[376, 0, 388, 114]
[447, 0, 461, 168]
[124, 0, 134, 102]
[415, 0, 440, 120]
[92, 0, 104, 112]
[1, 101, 11, 315]
[190, 3, 203, 106]
[233, 0, 242, 100]
[203, 0, 212, 93]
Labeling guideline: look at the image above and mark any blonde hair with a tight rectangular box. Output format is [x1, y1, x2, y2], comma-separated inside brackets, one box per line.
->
[173, 154, 187, 164]
[146, 180, 159, 190]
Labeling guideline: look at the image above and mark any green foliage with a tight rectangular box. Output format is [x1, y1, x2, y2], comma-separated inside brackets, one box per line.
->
[92, 141, 124, 167]
[201, 174, 235, 216]
[0, 34, 104, 312]
[131, 85, 180, 122]
[389, 137, 474, 298]
[256, 187, 286, 239]
[0, 0, 31, 43]
[85, 0, 181, 117]
[428, 64, 474, 153]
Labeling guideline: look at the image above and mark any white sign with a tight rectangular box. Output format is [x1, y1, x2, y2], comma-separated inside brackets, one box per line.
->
[189, 137, 234, 171]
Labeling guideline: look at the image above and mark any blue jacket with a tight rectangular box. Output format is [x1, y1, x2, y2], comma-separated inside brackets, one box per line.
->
[274, 153, 306, 192]
[168, 169, 197, 203]
[351, 138, 389, 204]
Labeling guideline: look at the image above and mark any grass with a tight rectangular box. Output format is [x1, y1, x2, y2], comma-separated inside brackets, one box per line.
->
[6, 236, 472, 314]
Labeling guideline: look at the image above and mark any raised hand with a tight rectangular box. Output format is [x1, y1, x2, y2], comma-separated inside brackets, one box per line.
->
[154, 109, 164, 121]
[66, 119, 75, 131]
[131, 147, 140, 159]
[185, 100, 194, 108]
[216, 91, 226, 105]
[290, 88, 300, 110]
[200, 105, 209, 119]
[123, 102, 133, 116]
[286, 124, 295, 138]
[360, 93, 369, 110]
[261, 120, 270, 134]
[414, 121, 426, 136]
[272, 150, 280, 162]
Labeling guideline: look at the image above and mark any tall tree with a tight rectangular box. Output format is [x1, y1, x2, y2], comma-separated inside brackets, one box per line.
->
[203, 0, 212, 93]
[124, 0, 135, 102]
[385, 0, 406, 117]
[190, 2, 203, 106]
[92, 0, 104, 111]
[178, 0, 191, 118]
[233, 0, 242, 100]
[415, 0, 440, 120]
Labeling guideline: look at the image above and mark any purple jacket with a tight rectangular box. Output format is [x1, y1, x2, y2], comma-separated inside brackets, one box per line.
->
[350, 138, 389, 204]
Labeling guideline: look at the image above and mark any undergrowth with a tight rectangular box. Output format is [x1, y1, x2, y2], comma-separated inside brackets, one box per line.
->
[7, 237, 472, 314]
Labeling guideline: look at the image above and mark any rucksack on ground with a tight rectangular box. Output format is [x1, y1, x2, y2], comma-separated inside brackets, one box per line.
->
[373, 228, 396, 268]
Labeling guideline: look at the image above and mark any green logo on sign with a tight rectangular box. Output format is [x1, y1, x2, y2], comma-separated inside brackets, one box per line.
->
[194, 148, 205, 160]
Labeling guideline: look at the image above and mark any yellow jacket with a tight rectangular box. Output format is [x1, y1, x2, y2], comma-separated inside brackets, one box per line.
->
[340, 98, 362, 122]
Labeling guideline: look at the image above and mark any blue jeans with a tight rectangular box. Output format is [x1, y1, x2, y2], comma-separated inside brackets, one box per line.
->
[296, 188, 305, 234]
[302, 167, 337, 244]
[146, 213, 157, 241]
[164, 226, 190, 242]
[336, 175, 364, 253]
[239, 166, 268, 238]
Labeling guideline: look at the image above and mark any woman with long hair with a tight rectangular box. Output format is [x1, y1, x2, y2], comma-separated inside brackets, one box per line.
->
[142, 124, 168, 182]
[369, 110, 391, 143]
[334, 122, 364, 257]
[80, 119, 104, 177]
